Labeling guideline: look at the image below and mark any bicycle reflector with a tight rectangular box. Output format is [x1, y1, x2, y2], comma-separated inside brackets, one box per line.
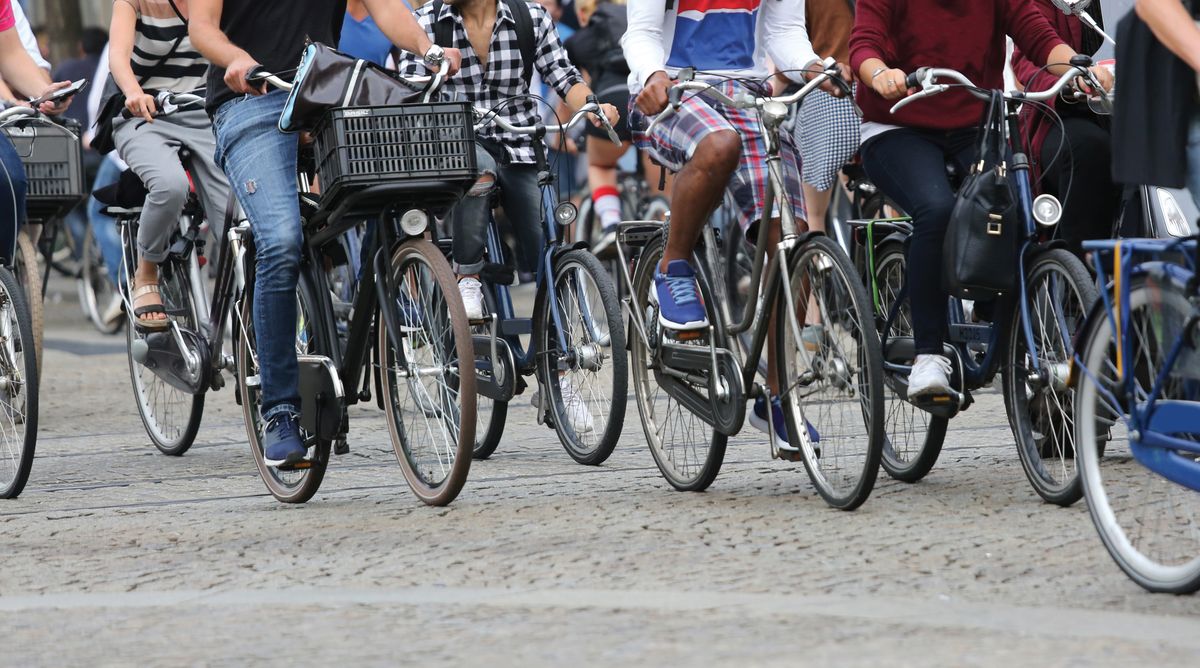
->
[400, 209, 429, 236]
[1033, 194, 1063, 227]
[554, 202, 578, 227]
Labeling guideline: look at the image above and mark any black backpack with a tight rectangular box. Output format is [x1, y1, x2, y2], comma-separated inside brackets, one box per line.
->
[431, 0, 536, 83]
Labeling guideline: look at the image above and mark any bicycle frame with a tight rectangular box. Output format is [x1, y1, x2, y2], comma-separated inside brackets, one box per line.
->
[1077, 238, 1200, 490]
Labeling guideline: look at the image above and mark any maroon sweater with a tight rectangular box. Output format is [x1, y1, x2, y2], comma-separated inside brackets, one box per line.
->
[849, 0, 1064, 131]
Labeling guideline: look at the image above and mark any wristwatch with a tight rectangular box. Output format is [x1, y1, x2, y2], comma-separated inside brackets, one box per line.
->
[424, 44, 446, 70]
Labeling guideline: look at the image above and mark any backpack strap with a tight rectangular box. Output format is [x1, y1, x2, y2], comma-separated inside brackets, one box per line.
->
[431, 0, 456, 51]
[503, 0, 536, 84]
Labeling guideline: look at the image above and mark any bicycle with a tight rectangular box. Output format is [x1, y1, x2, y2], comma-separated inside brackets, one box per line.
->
[1073, 236, 1200, 593]
[857, 60, 1101, 505]
[119, 68, 478, 505]
[0, 95, 88, 374]
[619, 61, 885, 510]
[467, 97, 628, 464]
[0, 105, 45, 499]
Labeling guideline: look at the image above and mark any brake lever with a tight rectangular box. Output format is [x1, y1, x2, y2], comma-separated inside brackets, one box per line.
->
[888, 85, 947, 114]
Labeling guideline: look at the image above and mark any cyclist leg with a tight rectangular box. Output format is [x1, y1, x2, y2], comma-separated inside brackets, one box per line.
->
[495, 162, 543, 276]
[796, 87, 861, 233]
[0, 133, 27, 266]
[213, 91, 305, 465]
[113, 116, 193, 327]
[448, 143, 499, 319]
[1041, 117, 1118, 254]
[175, 107, 233, 251]
[88, 154, 124, 288]
[860, 128, 974, 397]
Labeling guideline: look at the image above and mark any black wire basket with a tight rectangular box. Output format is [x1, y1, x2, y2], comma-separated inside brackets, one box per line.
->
[1, 118, 86, 221]
[313, 102, 478, 214]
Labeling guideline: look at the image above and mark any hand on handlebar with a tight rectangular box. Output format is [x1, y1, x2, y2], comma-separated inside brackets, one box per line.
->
[636, 71, 673, 116]
[870, 67, 911, 100]
[813, 61, 854, 98]
[442, 48, 463, 76]
[125, 92, 157, 123]
[1077, 64, 1114, 95]
[592, 103, 620, 130]
[227, 55, 265, 96]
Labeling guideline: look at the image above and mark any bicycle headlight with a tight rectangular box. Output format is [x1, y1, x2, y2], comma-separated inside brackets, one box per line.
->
[1033, 194, 1062, 227]
[400, 209, 429, 237]
[1155, 188, 1192, 238]
[554, 202, 578, 227]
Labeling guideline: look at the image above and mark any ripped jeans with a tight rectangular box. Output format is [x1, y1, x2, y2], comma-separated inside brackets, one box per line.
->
[448, 143, 543, 275]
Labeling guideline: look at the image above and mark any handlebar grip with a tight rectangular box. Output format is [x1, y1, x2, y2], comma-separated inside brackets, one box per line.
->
[905, 71, 921, 89]
[244, 66, 265, 82]
[668, 86, 682, 109]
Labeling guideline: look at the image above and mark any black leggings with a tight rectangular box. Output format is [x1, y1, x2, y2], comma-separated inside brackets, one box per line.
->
[861, 127, 978, 355]
[1040, 116, 1119, 254]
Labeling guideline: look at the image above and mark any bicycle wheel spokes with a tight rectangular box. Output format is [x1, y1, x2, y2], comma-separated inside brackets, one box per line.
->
[874, 242, 946, 480]
[1077, 277, 1200, 592]
[778, 236, 882, 509]
[380, 241, 474, 505]
[0, 270, 35, 499]
[539, 250, 627, 465]
[1006, 250, 1095, 505]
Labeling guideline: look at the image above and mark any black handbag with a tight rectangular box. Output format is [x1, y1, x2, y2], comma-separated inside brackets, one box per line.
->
[943, 91, 1019, 299]
[278, 42, 424, 133]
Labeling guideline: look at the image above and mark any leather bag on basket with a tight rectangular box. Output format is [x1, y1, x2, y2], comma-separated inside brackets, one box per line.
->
[278, 42, 424, 133]
[943, 91, 1019, 299]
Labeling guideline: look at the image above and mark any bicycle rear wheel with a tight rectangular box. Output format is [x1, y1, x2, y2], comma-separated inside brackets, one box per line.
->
[126, 256, 205, 456]
[472, 288, 508, 460]
[534, 249, 627, 465]
[1003, 249, 1097, 505]
[630, 235, 728, 491]
[13, 230, 42, 377]
[776, 235, 883, 510]
[0, 267, 38, 498]
[378, 239, 475, 506]
[873, 241, 947, 482]
[237, 268, 330, 503]
[1076, 274, 1200, 593]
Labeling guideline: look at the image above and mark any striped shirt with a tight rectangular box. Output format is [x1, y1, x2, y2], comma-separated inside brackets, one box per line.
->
[115, 0, 208, 94]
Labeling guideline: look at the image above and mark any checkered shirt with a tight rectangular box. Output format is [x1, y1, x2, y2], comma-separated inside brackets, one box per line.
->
[398, 0, 583, 164]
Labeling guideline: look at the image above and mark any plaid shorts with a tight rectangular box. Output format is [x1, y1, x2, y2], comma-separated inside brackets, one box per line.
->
[630, 80, 806, 231]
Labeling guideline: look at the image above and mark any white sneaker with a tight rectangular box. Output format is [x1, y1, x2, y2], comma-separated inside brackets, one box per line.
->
[533, 378, 595, 434]
[907, 354, 953, 399]
[458, 277, 485, 321]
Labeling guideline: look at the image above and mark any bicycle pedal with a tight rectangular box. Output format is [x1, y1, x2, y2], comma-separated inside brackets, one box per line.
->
[775, 447, 804, 463]
[665, 328, 706, 343]
[469, 314, 493, 326]
[277, 459, 313, 471]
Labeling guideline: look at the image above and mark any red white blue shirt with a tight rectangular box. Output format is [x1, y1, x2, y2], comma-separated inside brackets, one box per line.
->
[623, 0, 819, 88]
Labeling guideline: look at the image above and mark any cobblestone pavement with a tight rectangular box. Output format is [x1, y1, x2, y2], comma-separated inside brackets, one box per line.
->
[3, 281, 1198, 666]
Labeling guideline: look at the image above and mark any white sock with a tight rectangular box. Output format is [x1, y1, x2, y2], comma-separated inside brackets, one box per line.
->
[593, 188, 622, 230]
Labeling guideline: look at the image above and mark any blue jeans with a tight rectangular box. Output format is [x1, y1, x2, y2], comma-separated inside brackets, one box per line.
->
[1188, 114, 1200, 210]
[0, 134, 27, 266]
[88, 154, 125, 286]
[213, 91, 301, 421]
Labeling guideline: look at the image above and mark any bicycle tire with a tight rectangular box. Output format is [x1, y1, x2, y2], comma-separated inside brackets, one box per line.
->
[126, 255, 205, 457]
[1075, 273, 1200, 593]
[378, 239, 475, 506]
[14, 230, 42, 377]
[873, 241, 948, 482]
[1003, 248, 1097, 506]
[472, 287, 508, 460]
[533, 248, 628, 465]
[630, 234, 728, 491]
[0, 267, 38, 498]
[79, 225, 123, 335]
[237, 266, 330, 503]
[775, 235, 884, 510]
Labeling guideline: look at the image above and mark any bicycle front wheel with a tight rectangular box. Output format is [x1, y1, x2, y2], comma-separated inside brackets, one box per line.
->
[776, 235, 884, 510]
[0, 267, 38, 498]
[630, 234, 728, 491]
[1003, 249, 1097, 505]
[1076, 274, 1200, 593]
[873, 240, 947, 482]
[378, 239, 475, 506]
[534, 249, 627, 465]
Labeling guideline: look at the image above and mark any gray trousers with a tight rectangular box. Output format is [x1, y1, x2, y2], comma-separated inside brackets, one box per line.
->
[449, 143, 544, 275]
[113, 107, 231, 263]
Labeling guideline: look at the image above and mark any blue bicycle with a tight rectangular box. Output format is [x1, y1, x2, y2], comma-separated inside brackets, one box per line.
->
[468, 98, 628, 464]
[1074, 236, 1200, 593]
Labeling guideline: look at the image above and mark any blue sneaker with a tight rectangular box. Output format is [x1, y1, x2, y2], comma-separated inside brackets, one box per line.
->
[750, 396, 821, 448]
[262, 413, 307, 468]
[653, 259, 709, 330]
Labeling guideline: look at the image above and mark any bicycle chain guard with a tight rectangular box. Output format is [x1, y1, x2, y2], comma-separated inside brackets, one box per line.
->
[657, 337, 745, 436]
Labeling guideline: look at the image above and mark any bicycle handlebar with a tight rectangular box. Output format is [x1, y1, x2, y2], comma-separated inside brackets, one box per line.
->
[644, 57, 843, 136]
[246, 60, 451, 104]
[119, 91, 206, 120]
[890, 60, 1100, 114]
[473, 100, 620, 145]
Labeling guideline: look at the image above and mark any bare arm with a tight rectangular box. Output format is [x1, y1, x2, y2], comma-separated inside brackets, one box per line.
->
[1137, 0, 1200, 71]
[0, 28, 68, 112]
[109, 2, 156, 122]
[189, 0, 263, 95]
